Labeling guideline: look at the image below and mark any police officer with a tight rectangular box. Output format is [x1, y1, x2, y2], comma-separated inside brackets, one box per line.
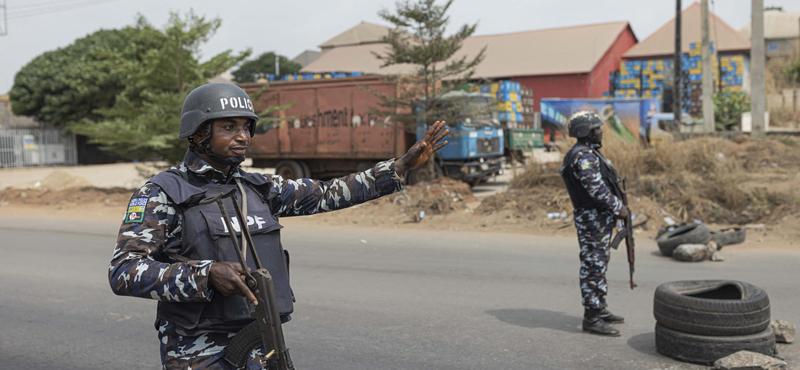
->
[109, 83, 448, 369]
[559, 111, 629, 337]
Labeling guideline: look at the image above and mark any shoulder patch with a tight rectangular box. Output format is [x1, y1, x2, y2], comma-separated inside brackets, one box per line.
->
[124, 196, 149, 224]
[578, 158, 593, 171]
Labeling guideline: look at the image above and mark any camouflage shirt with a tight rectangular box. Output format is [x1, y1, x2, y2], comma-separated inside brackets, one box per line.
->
[108, 150, 403, 304]
[569, 145, 623, 215]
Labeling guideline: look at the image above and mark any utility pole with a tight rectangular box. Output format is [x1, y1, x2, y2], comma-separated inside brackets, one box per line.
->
[674, 0, 682, 125]
[275, 53, 281, 77]
[751, 0, 766, 135]
[0, 0, 7, 36]
[701, 0, 715, 132]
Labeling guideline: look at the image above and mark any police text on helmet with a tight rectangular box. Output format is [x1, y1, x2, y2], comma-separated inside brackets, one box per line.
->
[219, 97, 254, 112]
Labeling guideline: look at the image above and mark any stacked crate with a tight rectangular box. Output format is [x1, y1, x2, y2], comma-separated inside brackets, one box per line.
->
[611, 42, 746, 116]
[479, 81, 530, 128]
[266, 71, 365, 81]
[719, 55, 746, 93]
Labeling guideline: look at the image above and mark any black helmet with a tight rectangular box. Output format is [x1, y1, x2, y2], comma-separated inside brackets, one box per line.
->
[179, 83, 259, 139]
[567, 111, 603, 139]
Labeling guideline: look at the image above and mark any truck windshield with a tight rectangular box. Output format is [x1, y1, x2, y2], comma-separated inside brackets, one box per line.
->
[433, 96, 495, 127]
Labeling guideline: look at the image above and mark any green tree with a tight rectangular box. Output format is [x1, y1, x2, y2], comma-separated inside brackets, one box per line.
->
[232, 52, 302, 83]
[12, 12, 250, 162]
[72, 12, 249, 162]
[373, 0, 486, 125]
[10, 21, 164, 125]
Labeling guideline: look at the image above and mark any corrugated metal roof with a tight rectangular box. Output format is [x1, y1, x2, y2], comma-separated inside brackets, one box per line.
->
[304, 21, 633, 78]
[623, 2, 750, 58]
[319, 21, 390, 49]
[741, 9, 800, 40]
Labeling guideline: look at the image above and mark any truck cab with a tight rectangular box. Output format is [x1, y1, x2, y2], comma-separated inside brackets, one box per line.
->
[416, 92, 505, 185]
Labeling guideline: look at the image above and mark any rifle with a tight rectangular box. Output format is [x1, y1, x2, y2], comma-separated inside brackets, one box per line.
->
[200, 190, 295, 370]
[609, 179, 637, 290]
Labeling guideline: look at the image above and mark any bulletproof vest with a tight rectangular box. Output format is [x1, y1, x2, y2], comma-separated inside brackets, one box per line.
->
[560, 143, 620, 210]
[150, 169, 293, 336]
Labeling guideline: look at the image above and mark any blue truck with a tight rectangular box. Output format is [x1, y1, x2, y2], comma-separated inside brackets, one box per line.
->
[416, 91, 505, 185]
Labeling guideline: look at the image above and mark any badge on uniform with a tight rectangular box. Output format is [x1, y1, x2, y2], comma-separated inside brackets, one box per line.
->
[579, 159, 593, 170]
[124, 197, 149, 224]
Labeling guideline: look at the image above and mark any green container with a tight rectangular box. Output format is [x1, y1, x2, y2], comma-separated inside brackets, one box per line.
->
[506, 128, 544, 151]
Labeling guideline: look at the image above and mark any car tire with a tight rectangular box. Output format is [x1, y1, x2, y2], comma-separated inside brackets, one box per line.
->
[654, 280, 771, 336]
[275, 160, 305, 180]
[655, 323, 775, 365]
[711, 227, 746, 247]
[656, 223, 711, 256]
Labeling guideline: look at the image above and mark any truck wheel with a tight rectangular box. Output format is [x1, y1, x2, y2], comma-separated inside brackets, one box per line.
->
[275, 160, 305, 180]
[299, 161, 311, 178]
[653, 280, 771, 336]
[655, 323, 775, 365]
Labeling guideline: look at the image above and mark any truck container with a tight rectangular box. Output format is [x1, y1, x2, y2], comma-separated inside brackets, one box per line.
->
[242, 76, 504, 184]
[242, 76, 411, 179]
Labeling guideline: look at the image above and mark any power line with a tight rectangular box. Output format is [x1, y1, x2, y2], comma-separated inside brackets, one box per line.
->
[7, 0, 123, 21]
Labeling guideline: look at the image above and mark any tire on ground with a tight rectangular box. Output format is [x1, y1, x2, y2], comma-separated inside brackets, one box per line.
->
[656, 223, 711, 256]
[711, 227, 746, 247]
[655, 323, 776, 365]
[653, 280, 771, 336]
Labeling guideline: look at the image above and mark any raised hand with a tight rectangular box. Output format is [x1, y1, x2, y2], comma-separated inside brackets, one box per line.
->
[395, 120, 449, 176]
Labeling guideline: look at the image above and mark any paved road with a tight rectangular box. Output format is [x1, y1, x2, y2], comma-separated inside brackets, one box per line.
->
[0, 218, 798, 369]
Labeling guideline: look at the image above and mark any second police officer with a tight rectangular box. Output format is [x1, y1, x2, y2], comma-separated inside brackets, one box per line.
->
[560, 111, 629, 337]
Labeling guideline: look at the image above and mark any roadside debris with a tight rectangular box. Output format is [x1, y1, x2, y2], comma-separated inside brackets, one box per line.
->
[671, 244, 710, 262]
[771, 320, 796, 344]
[656, 223, 711, 257]
[713, 350, 787, 370]
[711, 227, 747, 248]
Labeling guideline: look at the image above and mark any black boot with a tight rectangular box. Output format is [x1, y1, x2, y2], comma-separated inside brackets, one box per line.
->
[598, 309, 624, 324]
[583, 310, 621, 337]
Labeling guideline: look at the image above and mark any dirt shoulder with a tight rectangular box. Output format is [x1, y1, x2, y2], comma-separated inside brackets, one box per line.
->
[2, 135, 798, 250]
[0, 187, 796, 250]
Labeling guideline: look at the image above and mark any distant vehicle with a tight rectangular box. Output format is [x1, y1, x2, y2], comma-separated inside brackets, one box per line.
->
[242, 76, 504, 185]
[416, 91, 504, 185]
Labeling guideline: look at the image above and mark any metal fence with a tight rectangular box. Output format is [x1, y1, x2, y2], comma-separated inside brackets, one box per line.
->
[0, 127, 78, 168]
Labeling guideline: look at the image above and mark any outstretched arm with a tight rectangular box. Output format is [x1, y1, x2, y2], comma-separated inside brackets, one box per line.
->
[267, 120, 449, 217]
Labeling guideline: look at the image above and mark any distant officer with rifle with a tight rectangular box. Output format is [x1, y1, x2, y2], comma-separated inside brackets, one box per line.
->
[108, 83, 448, 369]
[559, 111, 634, 337]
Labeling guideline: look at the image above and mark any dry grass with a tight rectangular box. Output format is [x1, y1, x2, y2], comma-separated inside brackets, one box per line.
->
[482, 132, 800, 225]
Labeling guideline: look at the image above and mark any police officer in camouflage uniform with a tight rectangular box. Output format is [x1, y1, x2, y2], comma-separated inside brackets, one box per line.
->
[560, 111, 629, 337]
[109, 83, 448, 369]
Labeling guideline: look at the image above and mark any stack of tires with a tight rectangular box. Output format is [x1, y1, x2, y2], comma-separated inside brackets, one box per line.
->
[654, 280, 776, 365]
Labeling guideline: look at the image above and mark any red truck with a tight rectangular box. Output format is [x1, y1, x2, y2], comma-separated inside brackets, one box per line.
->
[242, 76, 413, 179]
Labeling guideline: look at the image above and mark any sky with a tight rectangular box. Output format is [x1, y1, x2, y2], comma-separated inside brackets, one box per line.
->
[1, 0, 798, 94]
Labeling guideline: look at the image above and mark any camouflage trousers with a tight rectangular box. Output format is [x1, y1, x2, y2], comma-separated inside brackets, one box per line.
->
[158, 319, 265, 370]
[573, 209, 616, 311]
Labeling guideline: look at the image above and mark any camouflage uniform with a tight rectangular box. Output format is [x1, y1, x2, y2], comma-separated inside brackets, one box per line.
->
[563, 144, 623, 312]
[109, 150, 403, 369]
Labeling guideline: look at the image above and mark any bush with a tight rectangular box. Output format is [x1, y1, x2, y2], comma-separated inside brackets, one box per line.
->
[714, 92, 749, 131]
